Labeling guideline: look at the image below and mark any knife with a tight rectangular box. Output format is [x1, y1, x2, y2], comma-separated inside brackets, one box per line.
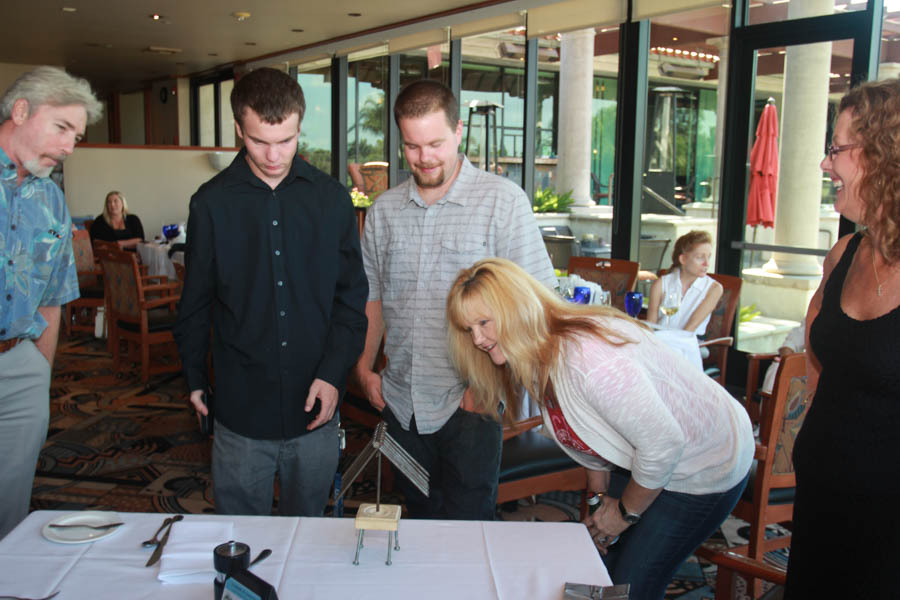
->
[145, 518, 176, 567]
[49, 522, 125, 530]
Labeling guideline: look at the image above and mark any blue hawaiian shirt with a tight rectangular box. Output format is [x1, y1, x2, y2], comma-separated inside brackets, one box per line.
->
[0, 147, 79, 341]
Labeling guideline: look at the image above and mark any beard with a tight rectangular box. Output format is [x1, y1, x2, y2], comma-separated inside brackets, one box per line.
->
[24, 156, 63, 179]
[411, 164, 446, 189]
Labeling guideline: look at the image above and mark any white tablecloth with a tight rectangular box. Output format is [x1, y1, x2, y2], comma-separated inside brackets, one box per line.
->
[649, 324, 704, 373]
[0, 511, 611, 599]
[136, 242, 176, 280]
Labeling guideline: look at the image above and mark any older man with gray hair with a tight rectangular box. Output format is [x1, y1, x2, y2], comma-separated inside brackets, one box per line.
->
[0, 66, 102, 539]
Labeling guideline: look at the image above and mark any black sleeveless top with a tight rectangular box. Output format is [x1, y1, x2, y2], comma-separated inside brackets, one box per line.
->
[795, 231, 900, 496]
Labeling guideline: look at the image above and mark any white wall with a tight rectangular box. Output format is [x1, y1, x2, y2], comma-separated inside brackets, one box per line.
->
[63, 146, 225, 238]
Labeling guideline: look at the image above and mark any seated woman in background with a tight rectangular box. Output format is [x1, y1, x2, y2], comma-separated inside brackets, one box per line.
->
[446, 258, 753, 600]
[89, 190, 144, 249]
[647, 230, 722, 335]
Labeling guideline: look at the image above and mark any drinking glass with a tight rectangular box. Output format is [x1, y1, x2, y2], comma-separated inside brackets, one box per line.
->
[660, 290, 681, 326]
[624, 291, 643, 318]
[597, 290, 612, 306]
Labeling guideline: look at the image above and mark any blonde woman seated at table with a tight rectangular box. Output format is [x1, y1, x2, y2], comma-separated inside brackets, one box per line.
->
[647, 231, 722, 335]
[89, 190, 144, 249]
[446, 258, 753, 600]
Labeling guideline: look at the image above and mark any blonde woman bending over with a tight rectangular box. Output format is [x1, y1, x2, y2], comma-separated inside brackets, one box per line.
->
[446, 258, 752, 600]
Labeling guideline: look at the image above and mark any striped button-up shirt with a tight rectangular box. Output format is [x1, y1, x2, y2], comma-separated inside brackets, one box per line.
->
[362, 156, 556, 433]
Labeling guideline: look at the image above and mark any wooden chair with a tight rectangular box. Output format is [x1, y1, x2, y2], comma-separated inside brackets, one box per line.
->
[567, 257, 639, 313]
[699, 273, 742, 385]
[497, 415, 588, 518]
[97, 247, 181, 382]
[694, 546, 786, 600]
[730, 353, 810, 592]
[65, 230, 104, 336]
[743, 351, 780, 427]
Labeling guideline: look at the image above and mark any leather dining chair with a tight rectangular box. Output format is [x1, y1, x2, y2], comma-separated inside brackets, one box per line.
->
[97, 247, 181, 382]
[497, 415, 589, 518]
[567, 257, 639, 312]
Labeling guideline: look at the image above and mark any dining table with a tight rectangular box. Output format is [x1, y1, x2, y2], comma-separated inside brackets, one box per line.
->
[136, 241, 180, 281]
[0, 510, 612, 599]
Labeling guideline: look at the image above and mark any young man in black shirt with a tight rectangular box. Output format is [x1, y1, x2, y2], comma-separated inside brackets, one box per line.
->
[175, 68, 368, 516]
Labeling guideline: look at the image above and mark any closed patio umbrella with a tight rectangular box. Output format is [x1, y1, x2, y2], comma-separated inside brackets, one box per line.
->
[747, 99, 779, 230]
[747, 99, 779, 265]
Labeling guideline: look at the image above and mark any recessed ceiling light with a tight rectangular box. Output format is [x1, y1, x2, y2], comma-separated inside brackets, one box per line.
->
[208, 52, 219, 56]
[672, 36, 679, 41]
[149, 13, 163, 20]
[291, 28, 304, 33]
[61, 7, 77, 12]
[348, 12, 362, 17]
[233, 11, 251, 21]
[245, 42, 257, 46]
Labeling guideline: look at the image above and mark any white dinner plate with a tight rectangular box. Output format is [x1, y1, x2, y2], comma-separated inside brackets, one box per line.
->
[41, 511, 124, 544]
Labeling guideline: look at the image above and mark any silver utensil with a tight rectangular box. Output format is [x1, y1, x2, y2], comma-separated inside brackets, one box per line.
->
[145, 515, 181, 567]
[142, 514, 182, 548]
[0, 591, 60, 600]
[249, 548, 271, 568]
[48, 522, 124, 530]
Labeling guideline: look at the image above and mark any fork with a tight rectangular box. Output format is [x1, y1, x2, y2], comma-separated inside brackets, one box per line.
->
[0, 591, 60, 600]
[48, 522, 123, 530]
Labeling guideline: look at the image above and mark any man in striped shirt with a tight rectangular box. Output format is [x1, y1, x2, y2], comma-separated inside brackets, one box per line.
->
[355, 80, 556, 520]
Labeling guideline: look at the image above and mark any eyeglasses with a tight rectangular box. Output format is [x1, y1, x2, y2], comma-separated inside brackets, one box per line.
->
[826, 143, 860, 161]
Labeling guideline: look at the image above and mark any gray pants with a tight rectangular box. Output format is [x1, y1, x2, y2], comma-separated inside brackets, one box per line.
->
[0, 341, 51, 540]
[211, 416, 340, 517]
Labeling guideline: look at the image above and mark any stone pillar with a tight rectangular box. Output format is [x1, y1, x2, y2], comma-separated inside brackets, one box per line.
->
[878, 62, 900, 80]
[707, 36, 728, 210]
[557, 28, 595, 207]
[765, 0, 832, 275]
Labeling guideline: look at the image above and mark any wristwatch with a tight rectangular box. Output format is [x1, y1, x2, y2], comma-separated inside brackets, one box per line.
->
[618, 499, 641, 524]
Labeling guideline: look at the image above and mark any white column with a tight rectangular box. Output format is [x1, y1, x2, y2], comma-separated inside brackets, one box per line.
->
[878, 62, 900, 80]
[557, 28, 595, 207]
[765, 0, 833, 275]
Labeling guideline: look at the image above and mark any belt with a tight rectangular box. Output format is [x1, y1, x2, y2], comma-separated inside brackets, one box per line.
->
[0, 338, 23, 354]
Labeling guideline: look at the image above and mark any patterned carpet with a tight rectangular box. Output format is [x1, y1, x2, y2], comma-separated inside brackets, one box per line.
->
[32, 334, 784, 599]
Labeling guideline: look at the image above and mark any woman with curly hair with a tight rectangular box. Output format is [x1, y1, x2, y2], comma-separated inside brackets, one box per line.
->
[788, 79, 900, 597]
[446, 258, 753, 600]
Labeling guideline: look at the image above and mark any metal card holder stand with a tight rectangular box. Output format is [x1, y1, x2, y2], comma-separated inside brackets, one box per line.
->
[335, 421, 429, 566]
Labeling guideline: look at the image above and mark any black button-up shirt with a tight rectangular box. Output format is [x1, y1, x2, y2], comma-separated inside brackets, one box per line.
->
[174, 149, 368, 439]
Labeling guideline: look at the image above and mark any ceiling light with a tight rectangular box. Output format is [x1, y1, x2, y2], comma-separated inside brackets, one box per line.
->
[291, 28, 304, 33]
[245, 42, 257, 46]
[149, 13, 162, 20]
[348, 12, 362, 17]
[61, 7, 77, 12]
[233, 11, 251, 21]
[145, 45, 182, 55]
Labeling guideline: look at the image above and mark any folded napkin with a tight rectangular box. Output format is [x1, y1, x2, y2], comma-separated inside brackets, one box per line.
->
[157, 520, 234, 584]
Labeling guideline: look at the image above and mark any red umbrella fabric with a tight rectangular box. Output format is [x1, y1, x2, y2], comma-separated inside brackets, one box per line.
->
[747, 101, 779, 228]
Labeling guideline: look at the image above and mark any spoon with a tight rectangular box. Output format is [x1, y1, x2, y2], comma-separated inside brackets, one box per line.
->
[249, 549, 272, 568]
[141, 515, 183, 547]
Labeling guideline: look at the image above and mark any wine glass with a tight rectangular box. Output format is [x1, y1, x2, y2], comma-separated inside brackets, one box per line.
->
[624, 291, 643, 318]
[660, 290, 681, 326]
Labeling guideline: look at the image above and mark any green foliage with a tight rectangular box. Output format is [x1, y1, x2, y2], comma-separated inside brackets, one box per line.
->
[739, 304, 761, 323]
[532, 187, 575, 213]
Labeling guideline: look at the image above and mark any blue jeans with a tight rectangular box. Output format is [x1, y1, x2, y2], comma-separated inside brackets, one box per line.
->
[603, 469, 749, 600]
[382, 405, 501, 520]
[211, 416, 340, 516]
